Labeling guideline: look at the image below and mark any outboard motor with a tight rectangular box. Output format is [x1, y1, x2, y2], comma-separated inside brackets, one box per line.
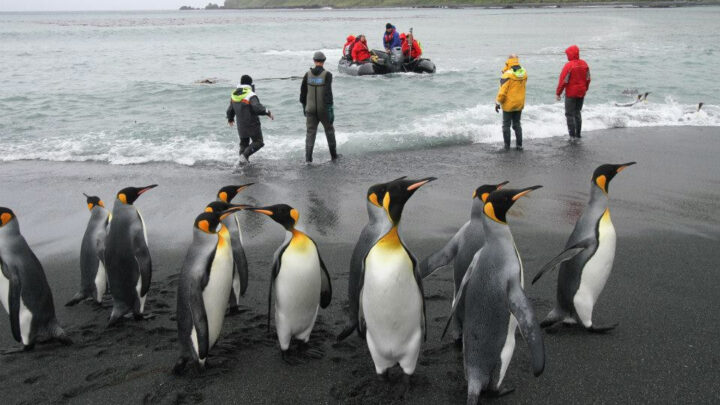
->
[390, 47, 404, 67]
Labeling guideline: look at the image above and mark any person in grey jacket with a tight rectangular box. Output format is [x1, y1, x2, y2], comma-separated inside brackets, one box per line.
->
[226, 75, 274, 165]
[300, 51, 338, 163]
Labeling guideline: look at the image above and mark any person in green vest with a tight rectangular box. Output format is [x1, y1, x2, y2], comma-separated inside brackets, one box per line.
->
[299, 51, 338, 163]
[226, 75, 274, 166]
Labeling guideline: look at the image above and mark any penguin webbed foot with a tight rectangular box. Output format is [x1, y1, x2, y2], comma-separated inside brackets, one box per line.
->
[377, 370, 390, 382]
[588, 323, 619, 334]
[172, 357, 190, 375]
[392, 373, 411, 400]
[65, 293, 88, 307]
[54, 335, 73, 346]
[297, 341, 324, 360]
[281, 349, 303, 366]
[484, 387, 515, 398]
[1, 346, 31, 355]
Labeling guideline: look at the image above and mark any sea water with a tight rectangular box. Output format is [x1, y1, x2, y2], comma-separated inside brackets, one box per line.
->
[0, 6, 718, 166]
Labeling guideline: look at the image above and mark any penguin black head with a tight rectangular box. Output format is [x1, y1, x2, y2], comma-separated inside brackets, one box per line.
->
[483, 186, 542, 224]
[592, 162, 636, 194]
[194, 212, 223, 234]
[0, 207, 16, 227]
[249, 204, 298, 230]
[117, 185, 157, 205]
[83, 193, 105, 211]
[473, 181, 509, 203]
[367, 176, 436, 225]
[204, 201, 249, 218]
[217, 183, 254, 203]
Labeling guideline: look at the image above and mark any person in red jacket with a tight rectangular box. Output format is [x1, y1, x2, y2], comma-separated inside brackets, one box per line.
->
[556, 45, 591, 139]
[342, 35, 355, 61]
[351, 35, 371, 63]
[400, 33, 421, 60]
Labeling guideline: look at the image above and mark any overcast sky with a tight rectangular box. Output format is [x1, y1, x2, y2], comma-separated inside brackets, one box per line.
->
[0, 1, 208, 11]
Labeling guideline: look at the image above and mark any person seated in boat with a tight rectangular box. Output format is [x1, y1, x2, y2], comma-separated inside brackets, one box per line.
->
[400, 32, 422, 61]
[351, 35, 371, 64]
[383, 23, 401, 52]
[342, 35, 356, 61]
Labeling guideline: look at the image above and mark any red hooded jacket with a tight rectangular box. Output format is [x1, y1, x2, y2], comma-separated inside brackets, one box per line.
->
[556, 45, 591, 98]
[351, 39, 371, 62]
[343, 35, 356, 57]
[401, 37, 421, 59]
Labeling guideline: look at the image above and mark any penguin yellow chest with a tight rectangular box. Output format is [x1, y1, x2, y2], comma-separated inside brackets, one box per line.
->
[274, 232, 322, 332]
[362, 228, 423, 346]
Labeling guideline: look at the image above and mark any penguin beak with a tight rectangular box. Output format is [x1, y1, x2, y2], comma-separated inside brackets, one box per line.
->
[137, 184, 158, 195]
[615, 162, 636, 173]
[496, 180, 510, 189]
[236, 183, 254, 193]
[249, 207, 274, 216]
[406, 177, 437, 191]
[219, 204, 249, 220]
[511, 185, 543, 201]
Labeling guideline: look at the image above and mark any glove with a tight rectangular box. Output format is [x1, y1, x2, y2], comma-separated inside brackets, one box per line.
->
[495, 103, 500, 113]
[327, 104, 334, 124]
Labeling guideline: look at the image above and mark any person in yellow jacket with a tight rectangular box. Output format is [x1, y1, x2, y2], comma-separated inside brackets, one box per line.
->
[495, 54, 527, 150]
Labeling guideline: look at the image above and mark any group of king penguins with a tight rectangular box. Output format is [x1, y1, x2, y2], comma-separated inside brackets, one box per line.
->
[0, 161, 635, 403]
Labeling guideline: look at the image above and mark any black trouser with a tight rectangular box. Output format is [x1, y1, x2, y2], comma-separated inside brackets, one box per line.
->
[306, 114, 337, 162]
[502, 110, 522, 147]
[239, 131, 264, 159]
[564, 97, 584, 138]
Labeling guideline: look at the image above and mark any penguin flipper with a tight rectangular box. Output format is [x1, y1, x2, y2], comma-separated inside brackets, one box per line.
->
[318, 252, 332, 309]
[419, 227, 461, 279]
[190, 289, 210, 361]
[531, 245, 587, 285]
[4, 262, 23, 343]
[133, 229, 152, 297]
[406, 245, 427, 341]
[267, 242, 289, 331]
[230, 215, 249, 296]
[441, 249, 481, 340]
[507, 279, 545, 377]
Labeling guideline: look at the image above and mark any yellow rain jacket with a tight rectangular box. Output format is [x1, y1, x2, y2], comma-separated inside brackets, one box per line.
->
[496, 57, 527, 112]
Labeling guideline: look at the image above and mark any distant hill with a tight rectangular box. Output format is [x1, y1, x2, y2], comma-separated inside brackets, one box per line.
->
[222, 0, 707, 8]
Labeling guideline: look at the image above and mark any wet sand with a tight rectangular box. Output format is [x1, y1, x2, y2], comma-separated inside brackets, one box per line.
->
[1, 126, 719, 404]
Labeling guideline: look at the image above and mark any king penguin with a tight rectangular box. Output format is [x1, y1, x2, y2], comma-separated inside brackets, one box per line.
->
[174, 206, 245, 374]
[532, 162, 636, 332]
[104, 185, 156, 325]
[445, 187, 545, 404]
[248, 204, 331, 363]
[0, 207, 72, 350]
[66, 194, 110, 306]
[418, 181, 508, 345]
[337, 176, 408, 341]
[354, 177, 435, 386]
[215, 184, 253, 314]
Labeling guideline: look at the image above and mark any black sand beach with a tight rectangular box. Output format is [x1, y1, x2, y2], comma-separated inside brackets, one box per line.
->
[1, 126, 719, 404]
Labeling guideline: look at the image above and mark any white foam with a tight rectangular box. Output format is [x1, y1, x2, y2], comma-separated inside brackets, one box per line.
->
[2, 98, 716, 167]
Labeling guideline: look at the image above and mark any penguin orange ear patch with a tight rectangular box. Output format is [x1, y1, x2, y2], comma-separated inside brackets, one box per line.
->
[118, 193, 127, 204]
[1, 212, 12, 225]
[483, 203, 504, 224]
[368, 193, 380, 207]
[204, 207, 213, 213]
[87, 203, 94, 211]
[198, 220, 211, 233]
[98, 200, 105, 208]
[382, 192, 391, 212]
[290, 209, 300, 223]
[596, 175, 607, 193]
[219, 192, 228, 203]
[481, 192, 490, 202]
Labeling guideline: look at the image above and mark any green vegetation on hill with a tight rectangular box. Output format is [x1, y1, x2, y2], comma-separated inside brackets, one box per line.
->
[222, 0, 701, 7]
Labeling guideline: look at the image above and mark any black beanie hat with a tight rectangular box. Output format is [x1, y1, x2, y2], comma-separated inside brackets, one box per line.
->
[386, 23, 392, 29]
[240, 75, 253, 85]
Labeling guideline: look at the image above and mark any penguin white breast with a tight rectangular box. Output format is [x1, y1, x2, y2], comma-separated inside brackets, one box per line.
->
[274, 236, 322, 335]
[0, 265, 9, 313]
[362, 239, 423, 356]
[203, 234, 234, 349]
[94, 261, 107, 303]
[576, 210, 617, 307]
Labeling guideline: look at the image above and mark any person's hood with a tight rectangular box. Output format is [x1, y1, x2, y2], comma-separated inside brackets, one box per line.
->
[400, 33, 406, 40]
[346, 35, 355, 42]
[503, 57, 520, 72]
[310, 66, 325, 75]
[234, 84, 252, 94]
[386, 25, 396, 33]
[565, 45, 580, 61]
